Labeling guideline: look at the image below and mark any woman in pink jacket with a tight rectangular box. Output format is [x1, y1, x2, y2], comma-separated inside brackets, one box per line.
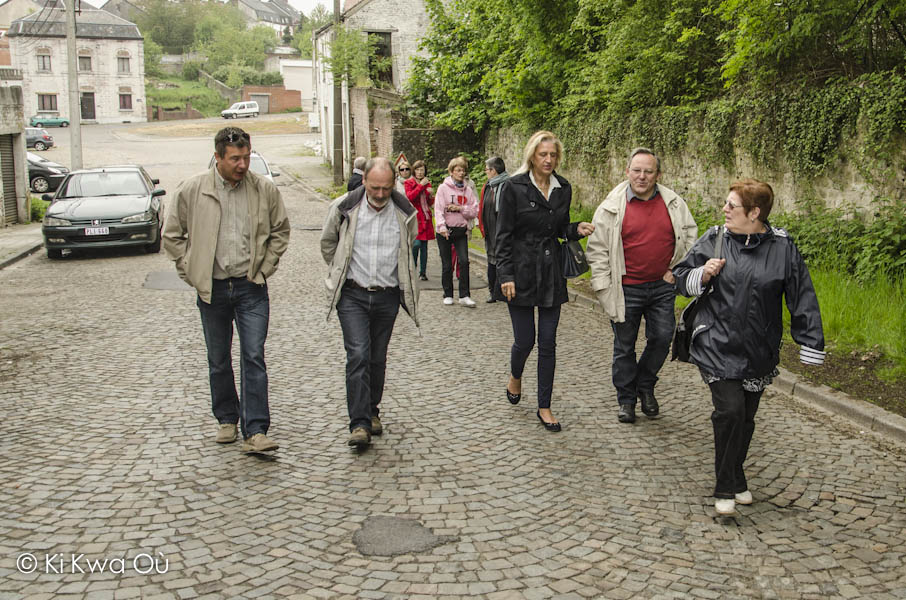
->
[434, 156, 480, 307]
[404, 160, 435, 281]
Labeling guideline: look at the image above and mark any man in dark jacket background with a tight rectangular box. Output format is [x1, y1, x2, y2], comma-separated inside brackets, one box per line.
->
[346, 156, 366, 192]
[479, 157, 508, 303]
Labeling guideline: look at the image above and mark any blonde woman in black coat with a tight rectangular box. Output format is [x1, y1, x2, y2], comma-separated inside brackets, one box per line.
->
[495, 131, 594, 431]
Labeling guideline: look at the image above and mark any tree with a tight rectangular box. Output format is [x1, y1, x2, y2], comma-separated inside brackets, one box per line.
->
[323, 26, 382, 87]
[143, 36, 163, 77]
[293, 4, 332, 59]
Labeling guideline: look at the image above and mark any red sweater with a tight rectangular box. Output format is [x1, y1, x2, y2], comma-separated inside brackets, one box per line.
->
[621, 193, 675, 285]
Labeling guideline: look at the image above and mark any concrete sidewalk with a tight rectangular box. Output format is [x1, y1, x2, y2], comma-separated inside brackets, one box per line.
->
[0, 222, 42, 269]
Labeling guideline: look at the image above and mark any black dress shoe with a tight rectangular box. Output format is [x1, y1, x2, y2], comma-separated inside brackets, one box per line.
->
[506, 388, 521, 404]
[419, 273, 428, 281]
[486, 297, 497, 303]
[618, 404, 636, 423]
[639, 390, 660, 417]
[537, 411, 562, 432]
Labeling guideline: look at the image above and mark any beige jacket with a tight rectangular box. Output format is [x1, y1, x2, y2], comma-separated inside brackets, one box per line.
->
[162, 167, 290, 303]
[585, 181, 698, 322]
[320, 186, 419, 328]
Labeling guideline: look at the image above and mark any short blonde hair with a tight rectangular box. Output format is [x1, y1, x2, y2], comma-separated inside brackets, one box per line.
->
[447, 156, 468, 173]
[516, 130, 563, 175]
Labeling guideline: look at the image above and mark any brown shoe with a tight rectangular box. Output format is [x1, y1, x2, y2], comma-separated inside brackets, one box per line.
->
[216, 423, 238, 444]
[348, 427, 371, 448]
[371, 416, 383, 436]
[241, 433, 278, 453]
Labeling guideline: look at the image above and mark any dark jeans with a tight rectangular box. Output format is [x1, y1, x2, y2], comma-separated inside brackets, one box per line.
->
[437, 227, 470, 298]
[336, 285, 400, 432]
[487, 262, 497, 295]
[412, 239, 429, 276]
[611, 280, 676, 406]
[508, 304, 562, 409]
[197, 277, 270, 440]
[708, 379, 763, 498]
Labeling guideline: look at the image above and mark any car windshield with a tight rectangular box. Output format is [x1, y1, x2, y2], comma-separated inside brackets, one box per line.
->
[249, 156, 268, 175]
[58, 172, 148, 198]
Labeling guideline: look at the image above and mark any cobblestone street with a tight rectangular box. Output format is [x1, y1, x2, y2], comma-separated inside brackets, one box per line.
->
[1, 158, 905, 599]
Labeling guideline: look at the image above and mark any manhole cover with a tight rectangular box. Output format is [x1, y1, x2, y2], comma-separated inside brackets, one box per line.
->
[353, 516, 458, 556]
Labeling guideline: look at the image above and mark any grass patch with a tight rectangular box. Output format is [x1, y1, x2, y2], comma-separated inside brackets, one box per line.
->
[785, 269, 906, 380]
[145, 77, 229, 117]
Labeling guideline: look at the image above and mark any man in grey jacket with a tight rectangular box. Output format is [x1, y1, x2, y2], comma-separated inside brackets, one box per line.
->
[163, 126, 290, 453]
[585, 148, 697, 424]
[321, 157, 419, 449]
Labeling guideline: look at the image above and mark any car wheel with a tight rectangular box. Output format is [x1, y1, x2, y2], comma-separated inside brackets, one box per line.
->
[253, 112, 258, 118]
[34, 141, 46, 151]
[31, 176, 49, 193]
[61, 121, 69, 127]
[35, 122, 44, 128]
[145, 226, 162, 253]
[46, 248, 62, 259]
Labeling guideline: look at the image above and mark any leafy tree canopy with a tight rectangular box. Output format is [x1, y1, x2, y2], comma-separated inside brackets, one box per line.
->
[409, 0, 906, 132]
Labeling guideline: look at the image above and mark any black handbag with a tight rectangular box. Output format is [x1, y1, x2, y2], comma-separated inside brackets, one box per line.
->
[672, 226, 724, 363]
[561, 239, 590, 279]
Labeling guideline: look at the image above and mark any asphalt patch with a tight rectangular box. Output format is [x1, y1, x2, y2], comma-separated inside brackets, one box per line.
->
[352, 516, 458, 556]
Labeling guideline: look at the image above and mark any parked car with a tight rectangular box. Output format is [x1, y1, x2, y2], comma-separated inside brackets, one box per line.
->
[27, 152, 69, 193]
[29, 115, 70, 128]
[207, 150, 280, 183]
[221, 101, 259, 119]
[41, 165, 166, 259]
[26, 127, 54, 151]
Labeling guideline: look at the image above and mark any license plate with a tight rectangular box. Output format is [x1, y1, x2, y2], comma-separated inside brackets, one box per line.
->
[84, 227, 109, 235]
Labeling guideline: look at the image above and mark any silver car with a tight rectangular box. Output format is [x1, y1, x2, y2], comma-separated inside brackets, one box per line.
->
[207, 151, 280, 183]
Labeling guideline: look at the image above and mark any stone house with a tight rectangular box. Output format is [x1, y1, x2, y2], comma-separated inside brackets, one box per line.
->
[232, 0, 298, 38]
[313, 0, 430, 175]
[7, 8, 147, 124]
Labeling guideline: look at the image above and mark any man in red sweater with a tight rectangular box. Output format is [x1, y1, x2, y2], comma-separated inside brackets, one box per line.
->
[585, 148, 698, 423]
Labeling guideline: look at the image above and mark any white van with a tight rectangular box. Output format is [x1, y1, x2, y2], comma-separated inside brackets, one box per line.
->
[221, 101, 259, 119]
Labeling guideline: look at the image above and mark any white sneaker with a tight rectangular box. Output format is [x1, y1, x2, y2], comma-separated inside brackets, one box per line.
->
[715, 498, 736, 515]
[735, 490, 753, 505]
[443, 297, 454, 305]
[458, 297, 476, 308]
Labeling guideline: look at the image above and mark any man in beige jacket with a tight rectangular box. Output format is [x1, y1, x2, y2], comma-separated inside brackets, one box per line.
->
[163, 127, 290, 453]
[585, 148, 697, 424]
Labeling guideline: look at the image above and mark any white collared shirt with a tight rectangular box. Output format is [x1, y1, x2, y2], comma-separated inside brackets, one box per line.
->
[529, 170, 562, 200]
[347, 197, 400, 288]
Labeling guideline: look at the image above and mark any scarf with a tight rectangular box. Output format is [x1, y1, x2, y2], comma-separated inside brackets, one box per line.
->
[489, 171, 510, 211]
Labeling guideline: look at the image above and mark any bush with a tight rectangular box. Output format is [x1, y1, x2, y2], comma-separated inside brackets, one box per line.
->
[30, 198, 49, 222]
[182, 61, 202, 81]
[211, 65, 284, 87]
[146, 77, 228, 117]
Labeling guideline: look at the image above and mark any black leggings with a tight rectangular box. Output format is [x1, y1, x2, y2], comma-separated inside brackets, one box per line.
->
[507, 304, 562, 409]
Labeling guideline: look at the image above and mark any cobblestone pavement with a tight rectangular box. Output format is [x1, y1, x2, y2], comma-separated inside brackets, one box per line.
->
[1, 176, 905, 600]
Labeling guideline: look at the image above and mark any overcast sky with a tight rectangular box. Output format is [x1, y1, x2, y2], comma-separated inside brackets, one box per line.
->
[286, 0, 332, 17]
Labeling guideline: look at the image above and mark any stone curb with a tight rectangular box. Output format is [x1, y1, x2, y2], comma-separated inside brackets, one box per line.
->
[0, 241, 42, 270]
[469, 247, 906, 447]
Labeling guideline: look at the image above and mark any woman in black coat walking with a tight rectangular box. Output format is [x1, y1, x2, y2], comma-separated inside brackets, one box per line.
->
[496, 131, 594, 431]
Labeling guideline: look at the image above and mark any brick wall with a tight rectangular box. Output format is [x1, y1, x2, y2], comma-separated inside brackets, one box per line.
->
[241, 86, 301, 113]
[147, 102, 204, 121]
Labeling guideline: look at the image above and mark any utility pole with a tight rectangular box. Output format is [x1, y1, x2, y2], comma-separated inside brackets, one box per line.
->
[331, 0, 343, 185]
[64, 0, 83, 170]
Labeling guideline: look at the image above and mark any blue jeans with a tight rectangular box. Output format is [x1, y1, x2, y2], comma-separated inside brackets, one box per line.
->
[610, 280, 676, 406]
[336, 285, 400, 432]
[197, 278, 270, 440]
[508, 304, 562, 409]
[412, 240, 429, 276]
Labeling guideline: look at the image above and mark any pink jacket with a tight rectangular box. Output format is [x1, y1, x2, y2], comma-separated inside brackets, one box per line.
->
[434, 176, 479, 234]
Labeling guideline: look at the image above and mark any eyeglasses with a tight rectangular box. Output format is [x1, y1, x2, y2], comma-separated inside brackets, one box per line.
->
[725, 199, 742, 210]
[399, 167, 411, 173]
[223, 130, 250, 143]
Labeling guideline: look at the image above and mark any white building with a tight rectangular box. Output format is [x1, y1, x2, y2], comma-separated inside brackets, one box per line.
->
[7, 8, 147, 124]
[279, 58, 313, 112]
[313, 0, 430, 173]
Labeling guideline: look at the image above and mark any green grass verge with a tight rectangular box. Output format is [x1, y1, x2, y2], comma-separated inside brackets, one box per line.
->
[145, 77, 229, 117]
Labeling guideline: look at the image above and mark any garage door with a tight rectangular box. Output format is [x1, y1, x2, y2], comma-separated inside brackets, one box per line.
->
[1, 135, 16, 225]
[250, 94, 269, 114]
